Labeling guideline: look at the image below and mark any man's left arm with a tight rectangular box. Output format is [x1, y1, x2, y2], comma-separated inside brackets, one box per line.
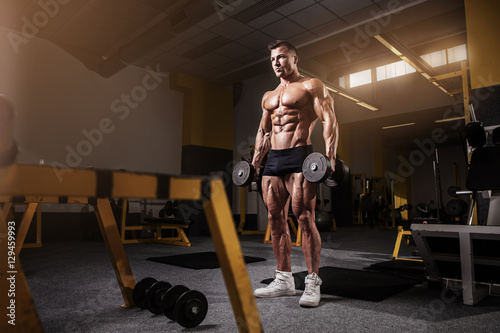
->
[311, 79, 338, 173]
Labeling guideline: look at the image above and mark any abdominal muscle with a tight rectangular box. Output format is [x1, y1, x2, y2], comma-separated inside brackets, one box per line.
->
[270, 108, 317, 150]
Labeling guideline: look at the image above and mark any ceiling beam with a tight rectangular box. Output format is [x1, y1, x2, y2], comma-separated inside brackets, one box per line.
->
[373, 32, 457, 95]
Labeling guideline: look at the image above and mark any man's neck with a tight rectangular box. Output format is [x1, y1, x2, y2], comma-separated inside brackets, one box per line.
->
[280, 70, 302, 86]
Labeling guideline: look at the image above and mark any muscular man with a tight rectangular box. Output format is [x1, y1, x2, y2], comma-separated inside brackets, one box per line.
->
[252, 40, 338, 307]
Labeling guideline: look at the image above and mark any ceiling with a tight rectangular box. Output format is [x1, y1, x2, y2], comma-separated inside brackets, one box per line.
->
[0, 0, 469, 146]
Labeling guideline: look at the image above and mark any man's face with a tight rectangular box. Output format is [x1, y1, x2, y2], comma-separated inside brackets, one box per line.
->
[270, 46, 297, 78]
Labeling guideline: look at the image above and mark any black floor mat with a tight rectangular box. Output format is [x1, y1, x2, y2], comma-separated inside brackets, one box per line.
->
[147, 251, 266, 270]
[260, 266, 426, 302]
[365, 259, 426, 280]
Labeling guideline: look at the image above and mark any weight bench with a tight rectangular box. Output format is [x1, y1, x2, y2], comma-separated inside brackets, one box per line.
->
[142, 217, 191, 247]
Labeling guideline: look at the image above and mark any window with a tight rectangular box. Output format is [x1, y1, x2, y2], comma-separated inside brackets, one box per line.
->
[421, 44, 467, 67]
[338, 75, 346, 88]
[349, 69, 372, 88]
[376, 60, 416, 81]
[447, 44, 467, 63]
[421, 50, 446, 67]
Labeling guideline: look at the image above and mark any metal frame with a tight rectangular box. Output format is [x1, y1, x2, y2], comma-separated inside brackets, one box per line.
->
[119, 199, 192, 246]
[392, 226, 423, 262]
[0, 164, 262, 332]
[411, 223, 500, 305]
[237, 187, 266, 235]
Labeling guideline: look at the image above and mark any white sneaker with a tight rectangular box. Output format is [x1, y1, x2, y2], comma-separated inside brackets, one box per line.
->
[254, 270, 296, 298]
[299, 273, 322, 307]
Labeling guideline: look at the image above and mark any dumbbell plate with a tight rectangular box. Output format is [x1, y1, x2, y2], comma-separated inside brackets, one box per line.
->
[302, 152, 331, 183]
[447, 185, 461, 198]
[232, 161, 254, 187]
[175, 290, 208, 329]
[146, 281, 172, 314]
[133, 277, 157, 309]
[162, 285, 190, 320]
[324, 159, 350, 187]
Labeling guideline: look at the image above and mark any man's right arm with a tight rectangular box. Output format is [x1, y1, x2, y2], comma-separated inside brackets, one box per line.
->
[251, 94, 272, 171]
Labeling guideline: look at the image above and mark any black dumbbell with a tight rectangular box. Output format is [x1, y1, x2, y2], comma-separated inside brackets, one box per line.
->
[232, 160, 255, 187]
[302, 152, 350, 187]
[465, 103, 486, 148]
[133, 277, 158, 309]
[133, 278, 208, 329]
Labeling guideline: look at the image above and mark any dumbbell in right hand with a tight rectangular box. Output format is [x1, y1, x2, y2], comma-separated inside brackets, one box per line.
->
[232, 161, 255, 187]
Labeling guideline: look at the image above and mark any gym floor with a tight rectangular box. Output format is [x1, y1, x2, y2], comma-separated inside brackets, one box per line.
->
[21, 226, 500, 333]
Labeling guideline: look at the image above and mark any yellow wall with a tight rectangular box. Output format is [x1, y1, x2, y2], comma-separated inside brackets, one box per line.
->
[465, 0, 500, 89]
[170, 72, 233, 150]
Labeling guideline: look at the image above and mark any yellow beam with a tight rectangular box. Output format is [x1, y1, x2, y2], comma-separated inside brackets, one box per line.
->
[204, 179, 262, 332]
[0, 210, 44, 333]
[94, 198, 135, 307]
[0, 164, 263, 330]
[374, 34, 455, 95]
[0, 164, 204, 201]
[430, 68, 469, 81]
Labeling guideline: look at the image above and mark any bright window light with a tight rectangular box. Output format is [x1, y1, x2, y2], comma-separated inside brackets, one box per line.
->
[376, 66, 386, 81]
[421, 50, 446, 67]
[421, 45, 467, 67]
[338, 75, 346, 88]
[447, 44, 467, 63]
[350, 69, 372, 88]
[376, 60, 416, 81]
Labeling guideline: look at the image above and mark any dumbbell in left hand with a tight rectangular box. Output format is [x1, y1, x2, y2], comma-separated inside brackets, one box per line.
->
[302, 152, 350, 187]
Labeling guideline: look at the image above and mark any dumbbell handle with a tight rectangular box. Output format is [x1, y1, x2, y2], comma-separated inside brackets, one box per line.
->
[456, 190, 473, 196]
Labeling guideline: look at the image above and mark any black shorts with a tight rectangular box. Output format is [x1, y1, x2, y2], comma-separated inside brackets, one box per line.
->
[262, 145, 313, 176]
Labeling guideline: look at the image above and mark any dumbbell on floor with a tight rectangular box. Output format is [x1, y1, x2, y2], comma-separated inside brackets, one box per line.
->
[132, 277, 208, 329]
[302, 152, 350, 187]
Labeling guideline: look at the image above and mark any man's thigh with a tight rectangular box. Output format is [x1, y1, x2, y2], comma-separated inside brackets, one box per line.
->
[285, 173, 316, 214]
[261, 175, 289, 213]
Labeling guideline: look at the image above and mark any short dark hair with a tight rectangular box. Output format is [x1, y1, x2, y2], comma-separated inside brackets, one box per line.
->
[268, 40, 297, 56]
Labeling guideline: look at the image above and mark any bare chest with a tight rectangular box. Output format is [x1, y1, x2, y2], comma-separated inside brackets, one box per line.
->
[264, 84, 310, 113]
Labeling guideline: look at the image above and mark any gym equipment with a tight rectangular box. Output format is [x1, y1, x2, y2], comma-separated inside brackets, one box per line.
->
[447, 185, 461, 198]
[133, 277, 208, 328]
[133, 277, 158, 309]
[302, 152, 350, 187]
[493, 126, 500, 145]
[162, 285, 190, 320]
[445, 198, 468, 217]
[315, 210, 332, 232]
[465, 104, 486, 148]
[174, 290, 208, 328]
[232, 160, 254, 187]
[0, 169, 262, 332]
[146, 281, 173, 314]
[411, 224, 500, 305]
[159, 200, 180, 218]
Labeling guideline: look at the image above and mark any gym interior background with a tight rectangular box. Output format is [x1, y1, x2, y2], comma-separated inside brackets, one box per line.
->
[1, 0, 500, 332]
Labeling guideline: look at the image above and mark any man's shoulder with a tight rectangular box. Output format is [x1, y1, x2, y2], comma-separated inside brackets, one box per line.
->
[301, 77, 326, 90]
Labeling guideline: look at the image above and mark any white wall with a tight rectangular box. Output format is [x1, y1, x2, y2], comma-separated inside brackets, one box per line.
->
[1, 27, 184, 213]
[1, 26, 184, 175]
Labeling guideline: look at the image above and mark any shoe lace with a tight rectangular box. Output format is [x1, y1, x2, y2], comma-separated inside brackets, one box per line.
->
[304, 274, 319, 296]
[304, 281, 316, 296]
[267, 277, 283, 289]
